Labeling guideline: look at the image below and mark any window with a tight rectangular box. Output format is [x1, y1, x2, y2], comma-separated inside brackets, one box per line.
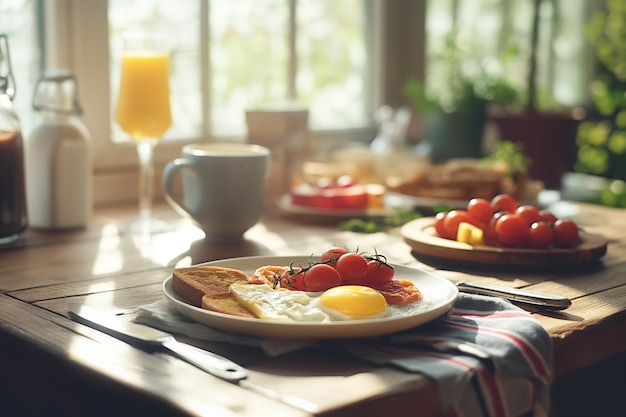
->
[12, 1, 600, 205]
[0, 0, 41, 132]
[425, 0, 599, 109]
[31, 0, 405, 204]
[107, 0, 370, 142]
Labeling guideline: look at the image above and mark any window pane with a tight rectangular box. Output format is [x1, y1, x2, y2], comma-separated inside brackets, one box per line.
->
[0, 0, 41, 133]
[297, 0, 369, 130]
[425, 0, 590, 108]
[108, 0, 371, 140]
[108, 0, 202, 142]
[210, 0, 289, 137]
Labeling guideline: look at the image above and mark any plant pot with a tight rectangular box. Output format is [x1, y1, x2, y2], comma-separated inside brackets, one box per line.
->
[424, 104, 487, 164]
[489, 109, 585, 189]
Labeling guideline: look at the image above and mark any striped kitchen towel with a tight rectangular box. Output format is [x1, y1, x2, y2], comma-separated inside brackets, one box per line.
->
[136, 293, 552, 417]
[335, 293, 553, 417]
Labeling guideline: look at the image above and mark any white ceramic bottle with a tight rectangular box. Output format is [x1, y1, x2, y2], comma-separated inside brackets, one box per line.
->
[25, 69, 92, 229]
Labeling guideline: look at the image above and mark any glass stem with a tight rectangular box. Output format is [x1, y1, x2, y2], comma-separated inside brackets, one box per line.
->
[136, 139, 157, 228]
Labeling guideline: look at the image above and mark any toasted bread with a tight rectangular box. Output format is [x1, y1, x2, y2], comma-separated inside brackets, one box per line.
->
[201, 293, 256, 318]
[172, 265, 249, 307]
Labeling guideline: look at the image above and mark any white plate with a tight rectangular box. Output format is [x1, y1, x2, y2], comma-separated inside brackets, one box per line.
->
[276, 195, 392, 219]
[162, 255, 458, 339]
[385, 191, 470, 210]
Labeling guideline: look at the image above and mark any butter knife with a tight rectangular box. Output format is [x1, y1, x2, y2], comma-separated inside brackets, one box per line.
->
[67, 303, 247, 382]
[456, 281, 571, 310]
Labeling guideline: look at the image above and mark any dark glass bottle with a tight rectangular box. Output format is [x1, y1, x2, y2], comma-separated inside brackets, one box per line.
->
[0, 34, 27, 243]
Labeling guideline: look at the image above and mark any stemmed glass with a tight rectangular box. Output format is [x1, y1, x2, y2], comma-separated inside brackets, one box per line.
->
[115, 34, 172, 235]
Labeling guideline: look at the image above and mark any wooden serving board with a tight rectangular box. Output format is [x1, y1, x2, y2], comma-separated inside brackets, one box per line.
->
[401, 217, 608, 270]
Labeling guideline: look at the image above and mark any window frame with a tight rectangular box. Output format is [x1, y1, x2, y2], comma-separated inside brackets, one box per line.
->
[42, 0, 426, 205]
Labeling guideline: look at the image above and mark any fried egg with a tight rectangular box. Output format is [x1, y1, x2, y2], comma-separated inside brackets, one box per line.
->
[229, 283, 394, 322]
[318, 285, 388, 320]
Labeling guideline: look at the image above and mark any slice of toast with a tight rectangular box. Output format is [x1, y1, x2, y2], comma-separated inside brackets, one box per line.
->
[172, 265, 249, 307]
[201, 293, 256, 318]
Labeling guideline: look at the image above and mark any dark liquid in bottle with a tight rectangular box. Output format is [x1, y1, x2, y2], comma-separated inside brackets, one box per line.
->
[0, 129, 27, 239]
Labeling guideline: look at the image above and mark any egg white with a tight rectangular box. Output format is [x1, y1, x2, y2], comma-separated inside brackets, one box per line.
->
[229, 283, 420, 322]
[230, 283, 330, 322]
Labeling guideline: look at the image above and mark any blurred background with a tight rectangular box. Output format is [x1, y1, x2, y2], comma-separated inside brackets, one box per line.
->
[1, 0, 624, 208]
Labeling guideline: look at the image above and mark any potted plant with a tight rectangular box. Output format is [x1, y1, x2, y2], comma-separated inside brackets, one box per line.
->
[570, 0, 626, 208]
[488, 0, 585, 190]
[574, 0, 626, 182]
[404, 33, 520, 164]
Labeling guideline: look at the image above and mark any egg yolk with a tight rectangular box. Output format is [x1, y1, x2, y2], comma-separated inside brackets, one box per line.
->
[319, 285, 387, 318]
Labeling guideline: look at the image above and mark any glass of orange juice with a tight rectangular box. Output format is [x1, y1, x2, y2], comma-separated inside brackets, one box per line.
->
[116, 34, 172, 235]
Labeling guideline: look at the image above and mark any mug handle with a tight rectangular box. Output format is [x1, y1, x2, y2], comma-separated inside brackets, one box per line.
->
[162, 158, 195, 217]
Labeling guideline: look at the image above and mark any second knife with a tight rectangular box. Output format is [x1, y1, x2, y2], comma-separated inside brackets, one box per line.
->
[67, 303, 248, 382]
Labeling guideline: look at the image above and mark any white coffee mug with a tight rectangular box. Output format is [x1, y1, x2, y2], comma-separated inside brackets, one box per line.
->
[162, 143, 270, 241]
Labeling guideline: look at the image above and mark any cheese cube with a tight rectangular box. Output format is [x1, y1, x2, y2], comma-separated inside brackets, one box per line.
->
[456, 222, 485, 246]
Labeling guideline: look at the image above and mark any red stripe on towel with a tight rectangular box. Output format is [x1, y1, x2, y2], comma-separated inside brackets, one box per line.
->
[442, 320, 550, 383]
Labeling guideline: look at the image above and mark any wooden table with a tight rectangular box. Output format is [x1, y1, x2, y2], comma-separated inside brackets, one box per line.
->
[0, 201, 625, 417]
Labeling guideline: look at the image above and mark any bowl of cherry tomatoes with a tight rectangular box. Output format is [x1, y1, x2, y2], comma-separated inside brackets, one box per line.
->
[401, 193, 608, 269]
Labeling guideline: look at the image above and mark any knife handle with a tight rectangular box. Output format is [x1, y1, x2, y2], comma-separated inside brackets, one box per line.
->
[457, 281, 572, 310]
[161, 338, 248, 382]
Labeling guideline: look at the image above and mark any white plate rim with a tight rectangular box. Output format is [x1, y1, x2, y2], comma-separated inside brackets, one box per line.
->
[276, 195, 392, 218]
[162, 255, 459, 339]
[386, 191, 540, 210]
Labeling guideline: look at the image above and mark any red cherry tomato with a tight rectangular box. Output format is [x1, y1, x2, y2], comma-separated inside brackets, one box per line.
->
[553, 219, 580, 247]
[443, 210, 480, 240]
[491, 194, 518, 213]
[290, 186, 319, 207]
[539, 209, 558, 225]
[317, 185, 368, 210]
[495, 213, 528, 246]
[516, 205, 542, 226]
[528, 221, 554, 248]
[467, 198, 494, 223]
[365, 259, 394, 286]
[335, 252, 368, 284]
[434, 211, 449, 239]
[303, 263, 342, 292]
[279, 267, 306, 290]
[320, 246, 349, 267]
[484, 211, 506, 245]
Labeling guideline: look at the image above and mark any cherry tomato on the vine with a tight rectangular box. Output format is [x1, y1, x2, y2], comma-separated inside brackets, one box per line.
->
[279, 267, 306, 290]
[495, 213, 528, 246]
[320, 246, 349, 267]
[553, 219, 580, 247]
[491, 194, 518, 214]
[528, 221, 554, 248]
[365, 259, 394, 286]
[303, 263, 342, 292]
[467, 198, 494, 223]
[335, 252, 368, 284]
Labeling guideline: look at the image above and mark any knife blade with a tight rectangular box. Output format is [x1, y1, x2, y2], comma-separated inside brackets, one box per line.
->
[456, 281, 571, 310]
[67, 303, 247, 382]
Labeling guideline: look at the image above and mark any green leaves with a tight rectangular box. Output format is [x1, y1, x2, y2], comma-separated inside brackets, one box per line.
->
[340, 208, 422, 233]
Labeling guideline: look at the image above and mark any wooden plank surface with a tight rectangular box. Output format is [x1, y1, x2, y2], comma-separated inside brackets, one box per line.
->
[0, 294, 311, 417]
[1, 201, 625, 416]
